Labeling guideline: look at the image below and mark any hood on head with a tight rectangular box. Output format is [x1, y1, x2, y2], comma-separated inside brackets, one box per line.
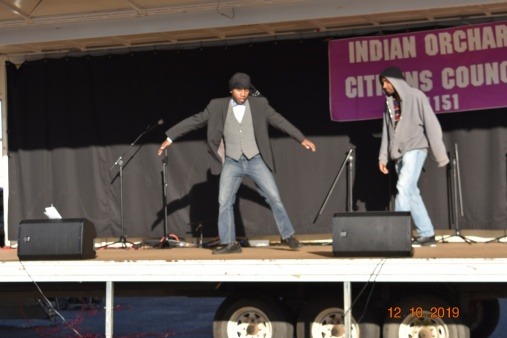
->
[380, 66, 405, 82]
[379, 66, 410, 98]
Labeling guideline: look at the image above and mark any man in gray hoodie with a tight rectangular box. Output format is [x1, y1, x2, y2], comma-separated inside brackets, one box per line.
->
[378, 66, 449, 247]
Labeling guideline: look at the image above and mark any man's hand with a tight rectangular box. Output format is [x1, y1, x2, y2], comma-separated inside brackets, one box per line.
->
[158, 139, 172, 156]
[301, 139, 316, 152]
[379, 162, 389, 174]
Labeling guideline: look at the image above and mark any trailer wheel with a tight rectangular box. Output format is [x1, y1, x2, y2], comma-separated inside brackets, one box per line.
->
[296, 298, 367, 338]
[383, 296, 470, 338]
[213, 295, 293, 338]
[469, 299, 500, 338]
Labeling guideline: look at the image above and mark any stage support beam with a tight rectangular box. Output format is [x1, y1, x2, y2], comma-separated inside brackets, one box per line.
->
[106, 281, 114, 338]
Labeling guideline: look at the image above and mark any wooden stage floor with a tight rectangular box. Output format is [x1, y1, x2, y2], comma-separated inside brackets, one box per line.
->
[2, 231, 507, 262]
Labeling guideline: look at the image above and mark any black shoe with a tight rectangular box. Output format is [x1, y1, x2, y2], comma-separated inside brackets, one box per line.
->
[212, 242, 242, 254]
[412, 236, 436, 247]
[282, 236, 303, 250]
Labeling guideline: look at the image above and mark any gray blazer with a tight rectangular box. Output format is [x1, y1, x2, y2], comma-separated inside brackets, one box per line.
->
[166, 96, 306, 174]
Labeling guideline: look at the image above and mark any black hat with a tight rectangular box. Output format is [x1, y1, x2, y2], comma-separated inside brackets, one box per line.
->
[380, 66, 405, 83]
[229, 72, 251, 90]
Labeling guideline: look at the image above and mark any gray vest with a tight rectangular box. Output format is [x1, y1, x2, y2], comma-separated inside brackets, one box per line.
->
[223, 102, 260, 160]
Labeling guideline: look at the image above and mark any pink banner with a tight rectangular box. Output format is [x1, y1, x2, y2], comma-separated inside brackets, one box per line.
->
[329, 21, 507, 121]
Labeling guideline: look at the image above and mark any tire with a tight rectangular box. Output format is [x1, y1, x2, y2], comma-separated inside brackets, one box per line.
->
[357, 322, 380, 338]
[469, 299, 500, 338]
[213, 295, 293, 338]
[383, 295, 470, 338]
[296, 298, 367, 338]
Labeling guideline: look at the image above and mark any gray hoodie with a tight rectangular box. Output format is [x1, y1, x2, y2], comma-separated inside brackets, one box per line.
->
[378, 68, 449, 167]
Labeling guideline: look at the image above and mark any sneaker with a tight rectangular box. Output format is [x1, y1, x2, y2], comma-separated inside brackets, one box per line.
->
[412, 236, 436, 247]
[281, 236, 303, 250]
[212, 242, 242, 254]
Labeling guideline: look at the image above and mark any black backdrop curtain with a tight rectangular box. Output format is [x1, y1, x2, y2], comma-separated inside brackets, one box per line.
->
[6, 38, 507, 241]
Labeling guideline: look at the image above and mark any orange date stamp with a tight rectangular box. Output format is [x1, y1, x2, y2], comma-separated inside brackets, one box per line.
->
[388, 306, 460, 319]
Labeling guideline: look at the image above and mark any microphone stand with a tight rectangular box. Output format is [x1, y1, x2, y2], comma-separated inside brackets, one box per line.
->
[313, 147, 355, 223]
[106, 122, 160, 248]
[155, 149, 171, 248]
[440, 143, 474, 244]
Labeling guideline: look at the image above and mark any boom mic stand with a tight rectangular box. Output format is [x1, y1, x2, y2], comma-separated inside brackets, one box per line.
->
[313, 147, 355, 224]
[441, 143, 474, 244]
[107, 120, 164, 248]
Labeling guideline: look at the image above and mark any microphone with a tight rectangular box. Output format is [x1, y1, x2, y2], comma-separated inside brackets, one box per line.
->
[250, 85, 261, 97]
[111, 119, 165, 171]
[146, 119, 164, 132]
[128, 119, 164, 146]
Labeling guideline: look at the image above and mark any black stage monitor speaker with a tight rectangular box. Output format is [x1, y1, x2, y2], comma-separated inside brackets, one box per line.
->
[332, 212, 413, 257]
[18, 218, 97, 260]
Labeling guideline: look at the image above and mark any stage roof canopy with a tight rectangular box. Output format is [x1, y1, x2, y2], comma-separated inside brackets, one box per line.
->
[0, 0, 507, 58]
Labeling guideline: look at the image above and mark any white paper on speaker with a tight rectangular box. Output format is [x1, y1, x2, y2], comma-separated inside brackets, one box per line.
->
[44, 205, 62, 219]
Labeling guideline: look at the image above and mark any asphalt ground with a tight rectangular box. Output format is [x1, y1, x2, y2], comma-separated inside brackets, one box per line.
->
[0, 296, 223, 337]
[0, 297, 505, 337]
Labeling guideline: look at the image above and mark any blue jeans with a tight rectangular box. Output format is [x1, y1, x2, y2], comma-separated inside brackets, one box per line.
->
[395, 149, 435, 237]
[218, 154, 295, 244]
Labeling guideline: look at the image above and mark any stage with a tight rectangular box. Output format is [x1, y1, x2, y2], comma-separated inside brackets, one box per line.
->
[2, 230, 507, 338]
[2, 231, 507, 284]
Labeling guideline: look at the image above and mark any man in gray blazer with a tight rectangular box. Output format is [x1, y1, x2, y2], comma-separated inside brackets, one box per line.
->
[158, 72, 316, 254]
